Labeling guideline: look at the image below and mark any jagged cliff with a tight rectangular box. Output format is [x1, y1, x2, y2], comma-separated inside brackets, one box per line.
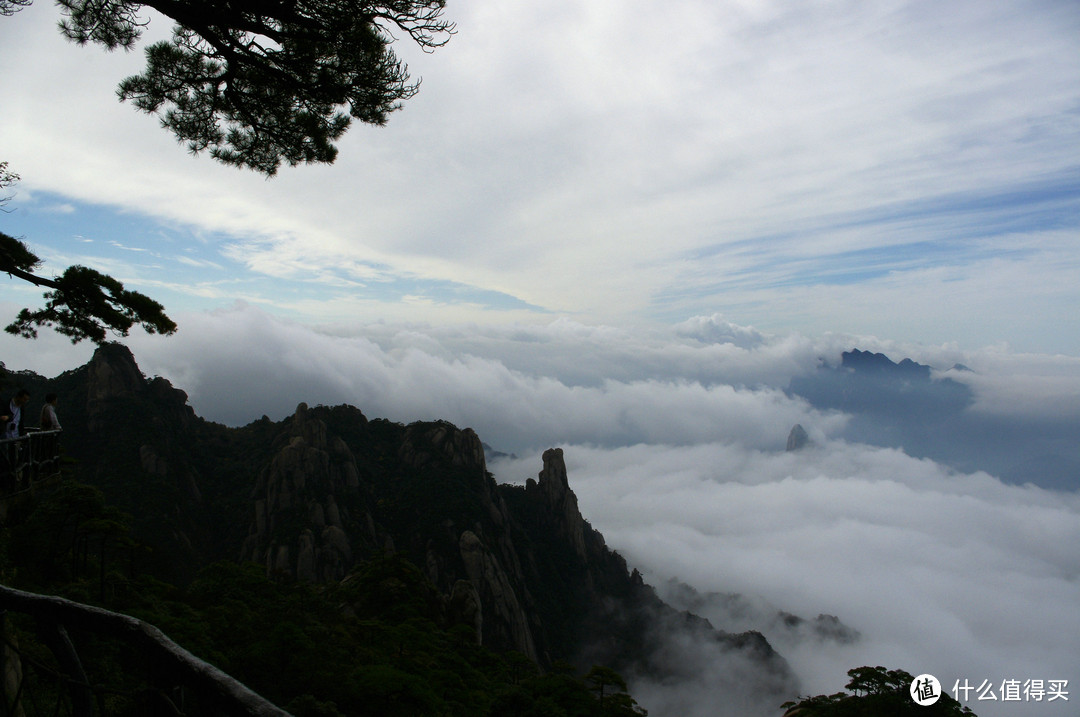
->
[13, 343, 798, 700]
[241, 402, 369, 583]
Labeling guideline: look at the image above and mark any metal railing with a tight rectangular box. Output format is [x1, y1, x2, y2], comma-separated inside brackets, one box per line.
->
[0, 431, 62, 497]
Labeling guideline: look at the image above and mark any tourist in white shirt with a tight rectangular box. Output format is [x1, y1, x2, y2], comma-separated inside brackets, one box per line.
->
[40, 393, 62, 431]
[4, 389, 30, 440]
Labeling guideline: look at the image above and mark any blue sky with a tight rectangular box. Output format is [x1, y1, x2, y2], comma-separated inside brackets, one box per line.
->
[2, 0, 1078, 354]
[666, 167, 1080, 295]
[1, 190, 551, 317]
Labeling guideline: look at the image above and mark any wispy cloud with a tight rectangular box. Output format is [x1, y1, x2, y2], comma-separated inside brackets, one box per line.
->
[1, 0, 1077, 349]
[108, 240, 151, 253]
[174, 255, 224, 270]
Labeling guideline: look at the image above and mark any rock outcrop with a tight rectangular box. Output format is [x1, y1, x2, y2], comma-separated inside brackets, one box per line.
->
[786, 423, 810, 451]
[242, 403, 372, 583]
[22, 345, 799, 701]
[238, 411, 546, 660]
[85, 343, 195, 433]
[47, 343, 212, 582]
[459, 529, 538, 661]
[400, 421, 486, 470]
[86, 343, 145, 406]
[776, 612, 861, 645]
[527, 448, 589, 561]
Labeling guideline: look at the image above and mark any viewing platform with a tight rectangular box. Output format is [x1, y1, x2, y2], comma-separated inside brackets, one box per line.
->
[0, 429, 63, 517]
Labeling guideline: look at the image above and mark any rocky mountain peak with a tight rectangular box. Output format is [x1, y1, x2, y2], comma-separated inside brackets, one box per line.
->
[786, 423, 810, 451]
[87, 342, 145, 403]
[242, 404, 371, 583]
[289, 402, 328, 450]
[26, 347, 798, 704]
[529, 447, 589, 561]
[537, 447, 569, 493]
[85, 342, 194, 434]
[400, 421, 487, 472]
[841, 348, 931, 380]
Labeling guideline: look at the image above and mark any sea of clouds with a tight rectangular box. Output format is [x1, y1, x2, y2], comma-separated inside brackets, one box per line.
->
[2, 303, 1078, 717]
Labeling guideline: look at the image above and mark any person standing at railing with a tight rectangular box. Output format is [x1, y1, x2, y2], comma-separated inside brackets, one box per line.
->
[40, 393, 61, 432]
[4, 389, 29, 439]
[3, 389, 31, 487]
[33, 392, 64, 481]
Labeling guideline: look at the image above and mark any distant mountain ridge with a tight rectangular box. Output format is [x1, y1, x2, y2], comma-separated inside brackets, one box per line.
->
[840, 348, 932, 379]
[789, 347, 972, 418]
[4, 343, 799, 707]
[788, 347, 1080, 489]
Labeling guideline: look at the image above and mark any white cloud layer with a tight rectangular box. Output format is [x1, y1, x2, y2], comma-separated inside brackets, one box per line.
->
[4, 304, 1080, 454]
[2, 307, 1079, 716]
[491, 442, 1080, 717]
[124, 307, 847, 453]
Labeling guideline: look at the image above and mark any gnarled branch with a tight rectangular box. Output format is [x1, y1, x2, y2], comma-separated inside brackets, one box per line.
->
[0, 583, 291, 716]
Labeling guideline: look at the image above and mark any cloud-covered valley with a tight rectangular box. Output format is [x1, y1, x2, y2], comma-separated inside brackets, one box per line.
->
[2, 306, 1078, 716]
[492, 442, 1080, 717]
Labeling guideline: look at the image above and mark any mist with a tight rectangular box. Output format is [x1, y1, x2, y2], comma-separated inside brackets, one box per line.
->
[2, 305, 1078, 716]
[490, 443, 1079, 717]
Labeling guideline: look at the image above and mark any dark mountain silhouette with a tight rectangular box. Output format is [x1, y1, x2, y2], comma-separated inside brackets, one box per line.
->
[788, 349, 1080, 489]
[789, 349, 972, 418]
[840, 348, 931, 378]
[2, 343, 798, 711]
